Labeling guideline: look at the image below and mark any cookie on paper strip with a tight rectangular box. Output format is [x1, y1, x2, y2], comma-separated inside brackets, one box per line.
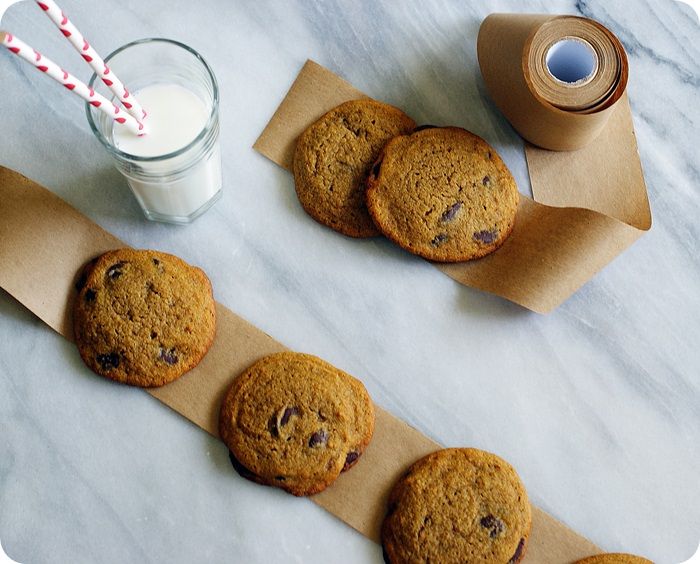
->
[381, 448, 531, 564]
[574, 555, 654, 564]
[73, 248, 216, 387]
[366, 126, 519, 262]
[219, 352, 375, 496]
[293, 99, 416, 238]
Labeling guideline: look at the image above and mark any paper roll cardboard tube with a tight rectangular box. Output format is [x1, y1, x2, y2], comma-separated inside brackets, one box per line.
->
[477, 14, 628, 150]
[544, 38, 598, 87]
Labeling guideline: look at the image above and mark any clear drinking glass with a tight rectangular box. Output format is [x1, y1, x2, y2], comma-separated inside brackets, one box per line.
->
[86, 38, 222, 224]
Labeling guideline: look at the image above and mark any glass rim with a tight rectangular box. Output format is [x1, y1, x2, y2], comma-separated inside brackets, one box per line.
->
[85, 37, 219, 163]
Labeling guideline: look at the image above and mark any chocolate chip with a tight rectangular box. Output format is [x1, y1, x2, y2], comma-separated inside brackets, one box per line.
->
[280, 406, 300, 426]
[482, 175, 491, 187]
[96, 352, 120, 371]
[431, 233, 448, 246]
[159, 347, 178, 365]
[440, 202, 462, 222]
[84, 288, 96, 302]
[480, 514, 505, 538]
[473, 229, 498, 244]
[106, 261, 125, 280]
[487, 151, 492, 159]
[343, 451, 360, 471]
[308, 429, 328, 448]
[268, 415, 279, 438]
[508, 538, 526, 564]
[274, 476, 286, 481]
[152, 258, 160, 266]
[413, 124, 438, 133]
[228, 450, 258, 481]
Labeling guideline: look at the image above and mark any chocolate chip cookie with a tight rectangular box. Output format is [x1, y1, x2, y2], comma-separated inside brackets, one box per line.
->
[73, 248, 216, 387]
[381, 448, 531, 564]
[293, 99, 416, 238]
[219, 351, 375, 496]
[575, 555, 654, 564]
[366, 127, 519, 262]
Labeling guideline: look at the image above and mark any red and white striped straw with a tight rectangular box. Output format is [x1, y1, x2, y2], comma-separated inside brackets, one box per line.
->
[1, 31, 145, 135]
[35, 0, 148, 123]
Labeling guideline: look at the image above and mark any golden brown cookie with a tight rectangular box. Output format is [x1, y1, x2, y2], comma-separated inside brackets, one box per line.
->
[366, 126, 519, 262]
[575, 555, 654, 564]
[73, 248, 216, 387]
[293, 99, 416, 237]
[382, 448, 531, 564]
[219, 352, 375, 496]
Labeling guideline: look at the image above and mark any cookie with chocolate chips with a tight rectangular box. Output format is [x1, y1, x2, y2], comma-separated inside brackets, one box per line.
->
[219, 351, 375, 496]
[575, 555, 653, 564]
[293, 99, 416, 238]
[381, 448, 531, 564]
[366, 126, 519, 262]
[73, 248, 216, 387]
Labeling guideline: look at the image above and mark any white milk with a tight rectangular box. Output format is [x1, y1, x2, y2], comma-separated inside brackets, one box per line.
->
[112, 83, 221, 220]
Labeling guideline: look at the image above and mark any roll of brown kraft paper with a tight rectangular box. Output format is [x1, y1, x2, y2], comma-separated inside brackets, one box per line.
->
[477, 14, 628, 151]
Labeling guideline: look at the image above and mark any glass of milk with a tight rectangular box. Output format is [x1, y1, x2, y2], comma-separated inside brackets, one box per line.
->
[86, 38, 221, 224]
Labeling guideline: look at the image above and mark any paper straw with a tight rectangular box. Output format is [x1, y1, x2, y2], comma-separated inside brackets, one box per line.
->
[1, 31, 145, 135]
[36, 0, 148, 123]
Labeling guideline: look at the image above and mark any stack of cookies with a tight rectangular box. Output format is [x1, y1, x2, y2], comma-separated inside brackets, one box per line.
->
[293, 100, 519, 262]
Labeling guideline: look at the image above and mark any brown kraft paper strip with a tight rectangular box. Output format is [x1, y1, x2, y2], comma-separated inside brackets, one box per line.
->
[254, 49, 650, 313]
[0, 166, 601, 560]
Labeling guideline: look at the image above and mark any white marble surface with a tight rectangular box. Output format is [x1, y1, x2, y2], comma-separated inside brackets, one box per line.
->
[1, 0, 699, 562]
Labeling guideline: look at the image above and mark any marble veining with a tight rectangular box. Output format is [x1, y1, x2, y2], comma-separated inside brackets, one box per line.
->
[1, 1, 699, 563]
